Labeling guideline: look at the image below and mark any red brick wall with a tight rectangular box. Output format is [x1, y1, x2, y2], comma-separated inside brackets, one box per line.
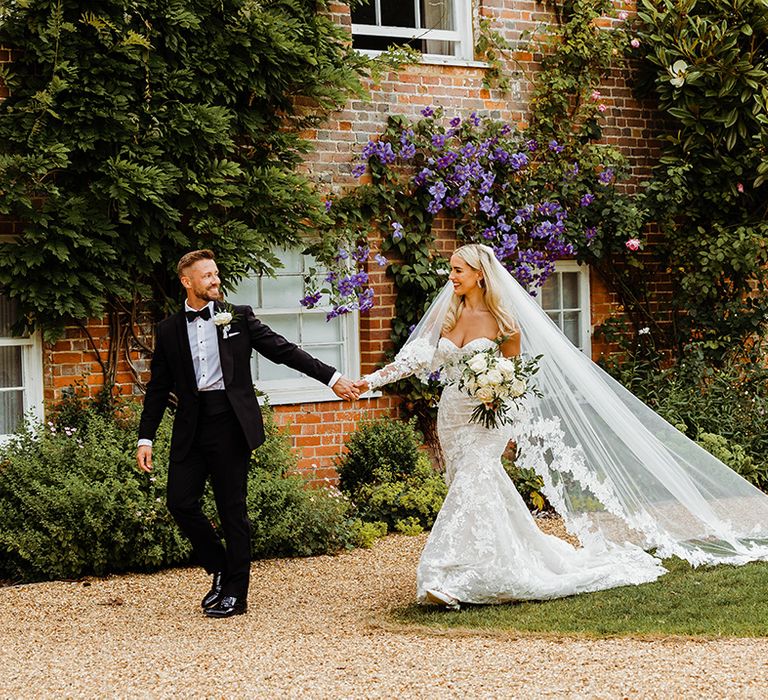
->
[3, 2, 673, 480]
[44, 319, 151, 404]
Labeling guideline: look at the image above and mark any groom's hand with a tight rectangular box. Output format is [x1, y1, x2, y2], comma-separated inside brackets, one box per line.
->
[332, 375, 360, 401]
[136, 445, 154, 472]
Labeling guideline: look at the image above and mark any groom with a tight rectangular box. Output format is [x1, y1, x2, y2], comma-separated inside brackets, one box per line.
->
[136, 249, 359, 618]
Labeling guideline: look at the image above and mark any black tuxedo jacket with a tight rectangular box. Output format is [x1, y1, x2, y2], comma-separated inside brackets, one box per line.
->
[138, 303, 337, 460]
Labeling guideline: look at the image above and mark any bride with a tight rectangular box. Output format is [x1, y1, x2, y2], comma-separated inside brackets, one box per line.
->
[356, 244, 768, 609]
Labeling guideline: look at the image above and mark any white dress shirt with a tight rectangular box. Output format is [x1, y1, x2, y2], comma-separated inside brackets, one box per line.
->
[185, 301, 225, 392]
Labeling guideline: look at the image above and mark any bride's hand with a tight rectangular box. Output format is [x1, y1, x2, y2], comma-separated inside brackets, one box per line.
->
[354, 379, 370, 394]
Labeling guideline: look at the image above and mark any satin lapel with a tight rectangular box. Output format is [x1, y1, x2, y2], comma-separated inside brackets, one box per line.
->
[175, 312, 198, 394]
[216, 302, 234, 386]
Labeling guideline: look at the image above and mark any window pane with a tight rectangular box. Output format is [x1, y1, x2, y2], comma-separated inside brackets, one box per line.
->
[228, 276, 261, 308]
[353, 35, 436, 52]
[351, 0, 376, 24]
[306, 345, 343, 370]
[0, 390, 24, 435]
[0, 347, 22, 388]
[382, 0, 416, 27]
[260, 314, 299, 343]
[276, 248, 304, 275]
[562, 311, 581, 346]
[303, 314, 342, 343]
[421, 0, 453, 30]
[561, 272, 579, 309]
[0, 296, 18, 337]
[541, 275, 560, 310]
[546, 311, 560, 327]
[260, 276, 304, 309]
[257, 356, 301, 382]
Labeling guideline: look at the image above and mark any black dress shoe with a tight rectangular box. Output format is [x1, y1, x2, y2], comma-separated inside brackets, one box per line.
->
[201, 571, 224, 610]
[204, 595, 247, 618]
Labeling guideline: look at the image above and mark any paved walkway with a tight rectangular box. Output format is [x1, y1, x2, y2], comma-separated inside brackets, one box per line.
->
[1, 534, 767, 698]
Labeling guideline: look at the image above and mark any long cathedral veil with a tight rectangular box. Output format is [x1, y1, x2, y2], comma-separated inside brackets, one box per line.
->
[386, 245, 768, 566]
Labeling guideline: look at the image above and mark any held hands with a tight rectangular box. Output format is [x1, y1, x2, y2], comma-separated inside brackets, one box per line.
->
[353, 379, 370, 394]
[332, 375, 361, 402]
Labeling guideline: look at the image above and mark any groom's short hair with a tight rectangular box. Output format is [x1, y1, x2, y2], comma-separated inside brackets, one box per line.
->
[177, 249, 215, 278]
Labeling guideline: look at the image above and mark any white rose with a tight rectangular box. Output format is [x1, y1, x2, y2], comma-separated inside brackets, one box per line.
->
[485, 369, 503, 386]
[476, 373, 491, 387]
[467, 354, 488, 373]
[475, 386, 494, 403]
[509, 378, 527, 397]
[496, 358, 516, 376]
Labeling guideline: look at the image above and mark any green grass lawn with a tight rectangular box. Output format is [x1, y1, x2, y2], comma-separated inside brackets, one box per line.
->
[392, 558, 768, 638]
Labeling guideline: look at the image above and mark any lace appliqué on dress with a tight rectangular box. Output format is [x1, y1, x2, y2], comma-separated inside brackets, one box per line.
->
[363, 338, 439, 391]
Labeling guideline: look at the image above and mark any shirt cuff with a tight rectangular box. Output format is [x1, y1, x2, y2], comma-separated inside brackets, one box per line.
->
[137, 439, 153, 448]
[328, 371, 342, 388]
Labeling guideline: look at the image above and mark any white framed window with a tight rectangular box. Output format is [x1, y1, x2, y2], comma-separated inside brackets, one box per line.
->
[351, 0, 473, 60]
[0, 295, 44, 440]
[229, 249, 360, 405]
[539, 261, 592, 353]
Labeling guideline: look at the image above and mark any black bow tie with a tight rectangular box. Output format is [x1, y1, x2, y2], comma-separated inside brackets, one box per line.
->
[185, 306, 212, 322]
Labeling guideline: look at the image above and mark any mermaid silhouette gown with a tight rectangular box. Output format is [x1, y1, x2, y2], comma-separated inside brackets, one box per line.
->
[365, 337, 666, 605]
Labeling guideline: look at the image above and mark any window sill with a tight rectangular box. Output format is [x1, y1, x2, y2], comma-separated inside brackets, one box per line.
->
[256, 385, 383, 406]
[356, 48, 488, 70]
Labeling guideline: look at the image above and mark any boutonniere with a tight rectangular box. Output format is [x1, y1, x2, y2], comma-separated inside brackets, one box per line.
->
[213, 303, 241, 339]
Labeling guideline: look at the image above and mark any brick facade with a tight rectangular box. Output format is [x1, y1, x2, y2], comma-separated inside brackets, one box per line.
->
[2, 1, 672, 479]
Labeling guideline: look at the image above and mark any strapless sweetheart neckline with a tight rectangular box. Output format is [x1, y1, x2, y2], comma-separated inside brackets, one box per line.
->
[439, 336, 496, 351]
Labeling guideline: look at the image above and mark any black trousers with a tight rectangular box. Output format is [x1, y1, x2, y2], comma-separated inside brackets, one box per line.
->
[166, 391, 252, 598]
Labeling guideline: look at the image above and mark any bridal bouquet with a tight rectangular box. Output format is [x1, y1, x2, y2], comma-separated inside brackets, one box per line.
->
[450, 346, 541, 429]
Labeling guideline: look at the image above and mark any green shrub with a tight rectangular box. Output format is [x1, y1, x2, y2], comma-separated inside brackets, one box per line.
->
[502, 456, 549, 512]
[245, 474, 354, 558]
[337, 417, 425, 495]
[337, 418, 447, 533]
[352, 453, 446, 530]
[0, 408, 189, 582]
[604, 346, 768, 490]
[695, 433, 765, 486]
[350, 519, 388, 549]
[0, 397, 356, 582]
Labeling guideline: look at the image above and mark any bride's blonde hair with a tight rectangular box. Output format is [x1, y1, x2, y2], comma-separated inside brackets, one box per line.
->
[442, 244, 518, 336]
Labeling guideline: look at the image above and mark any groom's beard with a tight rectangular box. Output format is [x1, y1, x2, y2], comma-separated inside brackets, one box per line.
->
[191, 283, 222, 303]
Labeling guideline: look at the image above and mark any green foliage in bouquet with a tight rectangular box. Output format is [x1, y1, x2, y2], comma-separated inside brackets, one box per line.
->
[336, 418, 447, 535]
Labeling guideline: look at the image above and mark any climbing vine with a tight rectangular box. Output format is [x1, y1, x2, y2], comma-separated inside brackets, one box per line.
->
[304, 0, 645, 427]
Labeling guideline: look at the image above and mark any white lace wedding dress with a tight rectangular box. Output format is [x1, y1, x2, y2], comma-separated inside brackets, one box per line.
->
[368, 336, 667, 605]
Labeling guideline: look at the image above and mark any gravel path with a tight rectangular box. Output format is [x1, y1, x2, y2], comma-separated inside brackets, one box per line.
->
[2, 528, 767, 699]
